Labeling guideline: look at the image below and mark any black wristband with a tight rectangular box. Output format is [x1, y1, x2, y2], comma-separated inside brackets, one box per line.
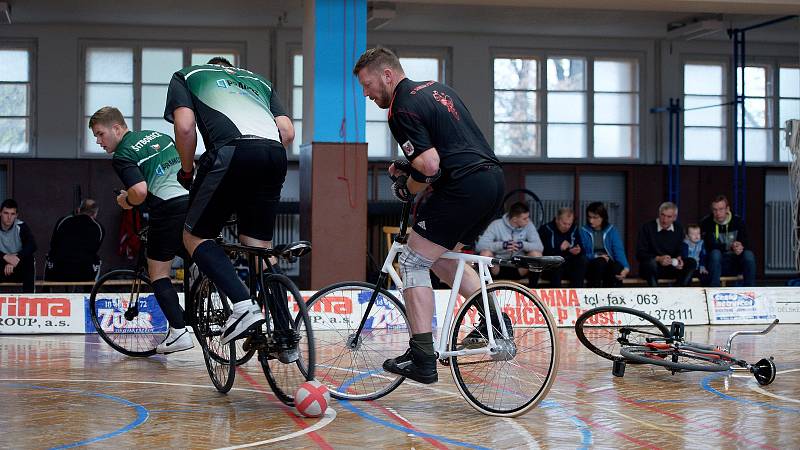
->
[409, 167, 441, 184]
[123, 195, 135, 207]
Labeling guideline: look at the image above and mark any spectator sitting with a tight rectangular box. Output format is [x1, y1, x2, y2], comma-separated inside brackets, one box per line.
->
[0, 198, 37, 292]
[700, 194, 756, 287]
[681, 223, 708, 284]
[476, 201, 543, 287]
[46, 198, 105, 281]
[636, 201, 696, 287]
[580, 202, 630, 287]
[538, 207, 586, 288]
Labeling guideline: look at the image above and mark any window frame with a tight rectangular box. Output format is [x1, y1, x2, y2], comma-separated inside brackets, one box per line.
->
[79, 40, 245, 158]
[0, 40, 37, 157]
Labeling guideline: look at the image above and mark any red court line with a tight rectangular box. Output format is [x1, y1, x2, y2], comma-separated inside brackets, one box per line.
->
[236, 367, 333, 450]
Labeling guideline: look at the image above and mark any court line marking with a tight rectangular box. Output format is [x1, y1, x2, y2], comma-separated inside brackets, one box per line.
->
[701, 373, 800, 415]
[585, 385, 614, 393]
[746, 369, 800, 404]
[0, 377, 334, 447]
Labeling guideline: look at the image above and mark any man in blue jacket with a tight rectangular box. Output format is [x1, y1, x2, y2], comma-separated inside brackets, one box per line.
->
[538, 207, 586, 287]
[476, 202, 543, 287]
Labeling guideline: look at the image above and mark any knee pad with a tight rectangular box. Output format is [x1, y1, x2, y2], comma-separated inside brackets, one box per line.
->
[399, 247, 434, 289]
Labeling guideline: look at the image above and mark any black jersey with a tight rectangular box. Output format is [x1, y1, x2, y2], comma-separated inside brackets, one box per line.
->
[388, 78, 500, 182]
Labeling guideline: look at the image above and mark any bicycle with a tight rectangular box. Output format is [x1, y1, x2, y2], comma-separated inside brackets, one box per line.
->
[574, 306, 777, 385]
[306, 199, 564, 417]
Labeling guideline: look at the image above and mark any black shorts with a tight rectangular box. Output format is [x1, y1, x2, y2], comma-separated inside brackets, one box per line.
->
[185, 139, 287, 241]
[412, 165, 505, 250]
[148, 195, 189, 262]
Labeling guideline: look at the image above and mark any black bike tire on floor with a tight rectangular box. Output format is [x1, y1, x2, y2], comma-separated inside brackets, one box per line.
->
[89, 269, 159, 357]
[191, 274, 236, 393]
[304, 281, 409, 401]
[575, 306, 671, 362]
[259, 273, 315, 406]
[620, 345, 732, 372]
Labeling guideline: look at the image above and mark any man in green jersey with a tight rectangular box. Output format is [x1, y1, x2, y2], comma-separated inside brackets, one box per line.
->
[89, 106, 193, 354]
[164, 57, 295, 360]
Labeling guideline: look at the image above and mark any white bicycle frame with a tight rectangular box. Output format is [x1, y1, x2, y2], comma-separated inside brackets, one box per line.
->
[382, 240, 512, 360]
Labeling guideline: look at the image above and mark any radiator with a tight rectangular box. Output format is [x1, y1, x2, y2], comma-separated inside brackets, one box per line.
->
[765, 201, 795, 272]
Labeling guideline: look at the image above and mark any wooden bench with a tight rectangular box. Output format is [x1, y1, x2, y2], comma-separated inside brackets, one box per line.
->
[621, 275, 743, 287]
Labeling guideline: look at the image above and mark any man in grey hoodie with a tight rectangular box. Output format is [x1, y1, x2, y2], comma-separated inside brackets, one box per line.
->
[0, 199, 37, 292]
[476, 202, 543, 287]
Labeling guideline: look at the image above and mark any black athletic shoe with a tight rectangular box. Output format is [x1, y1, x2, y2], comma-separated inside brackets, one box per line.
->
[271, 329, 301, 364]
[463, 312, 514, 347]
[383, 346, 438, 384]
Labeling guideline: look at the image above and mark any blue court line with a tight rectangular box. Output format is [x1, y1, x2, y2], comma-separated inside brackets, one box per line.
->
[2, 383, 149, 449]
[700, 373, 800, 414]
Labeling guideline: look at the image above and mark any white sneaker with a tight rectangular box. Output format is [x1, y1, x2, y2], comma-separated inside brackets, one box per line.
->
[221, 299, 265, 345]
[156, 327, 194, 354]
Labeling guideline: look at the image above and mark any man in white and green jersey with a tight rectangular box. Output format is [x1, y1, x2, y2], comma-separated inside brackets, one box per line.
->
[89, 106, 193, 354]
[164, 56, 295, 358]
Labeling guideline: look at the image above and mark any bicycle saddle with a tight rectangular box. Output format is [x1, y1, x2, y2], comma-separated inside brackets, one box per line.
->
[509, 255, 565, 272]
[272, 241, 312, 260]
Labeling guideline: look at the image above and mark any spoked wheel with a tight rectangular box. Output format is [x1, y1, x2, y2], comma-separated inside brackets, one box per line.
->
[191, 275, 236, 393]
[575, 306, 671, 362]
[304, 281, 409, 401]
[449, 282, 559, 417]
[620, 345, 732, 372]
[89, 269, 164, 357]
[257, 273, 315, 406]
[753, 358, 776, 385]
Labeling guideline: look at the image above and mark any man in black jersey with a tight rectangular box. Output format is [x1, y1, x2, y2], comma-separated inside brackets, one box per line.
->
[165, 57, 297, 361]
[354, 47, 505, 384]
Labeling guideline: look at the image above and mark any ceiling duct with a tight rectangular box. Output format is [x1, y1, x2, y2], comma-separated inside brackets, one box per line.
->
[667, 18, 724, 40]
[368, 2, 396, 30]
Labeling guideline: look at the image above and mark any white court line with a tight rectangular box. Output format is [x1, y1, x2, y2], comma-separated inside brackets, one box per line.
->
[585, 385, 615, 393]
[747, 368, 800, 404]
[0, 335, 106, 346]
[0, 377, 334, 447]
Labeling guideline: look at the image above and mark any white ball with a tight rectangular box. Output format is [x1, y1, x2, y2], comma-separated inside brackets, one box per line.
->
[294, 380, 330, 418]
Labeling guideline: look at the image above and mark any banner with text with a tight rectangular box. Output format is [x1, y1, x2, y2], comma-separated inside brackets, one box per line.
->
[0, 294, 86, 334]
[706, 288, 798, 324]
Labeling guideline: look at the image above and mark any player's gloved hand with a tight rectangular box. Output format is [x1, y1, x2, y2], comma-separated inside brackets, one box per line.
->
[391, 175, 414, 202]
[177, 167, 194, 191]
[391, 159, 413, 176]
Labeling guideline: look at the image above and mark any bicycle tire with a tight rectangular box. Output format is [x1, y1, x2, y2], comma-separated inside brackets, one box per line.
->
[575, 306, 671, 362]
[190, 274, 236, 393]
[304, 281, 409, 401]
[258, 273, 315, 406]
[449, 281, 559, 417]
[89, 269, 164, 357]
[620, 345, 732, 372]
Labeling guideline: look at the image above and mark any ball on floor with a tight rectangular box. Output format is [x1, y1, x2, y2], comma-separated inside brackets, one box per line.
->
[294, 380, 330, 417]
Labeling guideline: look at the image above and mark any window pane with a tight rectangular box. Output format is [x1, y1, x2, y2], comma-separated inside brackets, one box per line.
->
[736, 128, 771, 162]
[494, 123, 538, 157]
[780, 67, 799, 98]
[293, 54, 303, 86]
[366, 98, 387, 121]
[293, 87, 303, 120]
[494, 58, 537, 90]
[87, 48, 133, 83]
[0, 118, 28, 153]
[780, 99, 800, 127]
[594, 125, 638, 158]
[547, 124, 586, 158]
[547, 92, 585, 123]
[142, 48, 182, 84]
[684, 64, 723, 95]
[684, 95, 725, 127]
[0, 50, 29, 82]
[737, 66, 767, 97]
[192, 52, 236, 66]
[494, 91, 537, 122]
[141, 118, 174, 138]
[142, 84, 169, 118]
[400, 57, 439, 82]
[366, 121, 390, 157]
[779, 130, 792, 162]
[594, 93, 638, 124]
[594, 60, 638, 92]
[85, 116, 133, 153]
[291, 120, 302, 155]
[684, 127, 724, 161]
[86, 84, 133, 117]
[547, 57, 585, 91]
[0, 84, 27, 116]
[738, 98, 767, 128]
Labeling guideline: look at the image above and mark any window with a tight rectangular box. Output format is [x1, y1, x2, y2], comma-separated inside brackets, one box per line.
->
[683, 62, 727, 161]
[83, 44, 240, 155]
[290, 53, 303, 155]
[493, 54, 639, 159]
[736, 65, 772, 162]
[0, 46, 33, 154]
[779, 66, 799, 162]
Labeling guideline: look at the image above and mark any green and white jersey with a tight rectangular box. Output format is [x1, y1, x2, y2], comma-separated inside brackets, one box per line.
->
[112, 130, 188, 208]
[164, 64, 288, 152]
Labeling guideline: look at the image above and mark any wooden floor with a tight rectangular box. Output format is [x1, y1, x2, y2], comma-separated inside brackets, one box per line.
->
[2, 324, 799, 449]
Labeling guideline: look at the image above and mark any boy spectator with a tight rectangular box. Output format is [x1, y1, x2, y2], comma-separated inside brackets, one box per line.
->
[476, 202, 543, 287]
[681, 223, 708, 284]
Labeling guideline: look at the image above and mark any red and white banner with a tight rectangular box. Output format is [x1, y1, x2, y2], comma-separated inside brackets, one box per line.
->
[0, 294, 86, 334]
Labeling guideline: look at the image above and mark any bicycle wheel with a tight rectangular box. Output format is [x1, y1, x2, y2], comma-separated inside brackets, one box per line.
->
[575, 306, 671, 362]
[449, 281, 559, 417]
[190, 274, 236, 393]
[89, 269, 164, 357]
[620, 345, 732, 372]
[305, 281, 409, 401]
[258, 273, 315, 406]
